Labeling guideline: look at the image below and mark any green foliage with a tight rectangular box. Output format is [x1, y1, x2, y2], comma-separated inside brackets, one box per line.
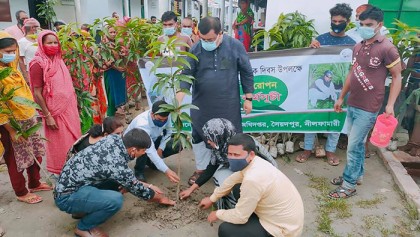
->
[146, 37, 198, 151]
[389, 20, 420, 86]
[252, 11, 318, 50]
[58, 24, 98, 132]
[0, 68, 42, 139]
[36, 0, 57, 29]
[58, 18, 161, 130]
[345, 21, 356, 32]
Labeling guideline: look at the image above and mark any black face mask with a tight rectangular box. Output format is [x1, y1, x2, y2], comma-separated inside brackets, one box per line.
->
[331, 22, 347, 34]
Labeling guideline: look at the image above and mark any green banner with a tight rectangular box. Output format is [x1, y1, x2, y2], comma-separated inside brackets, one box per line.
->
[140, 45, 353, 133]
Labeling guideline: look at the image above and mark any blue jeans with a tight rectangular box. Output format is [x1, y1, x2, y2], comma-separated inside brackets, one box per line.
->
[304, 133, 340, 153]
[342, 106, 378, 190]
[55, 186, 123, 231]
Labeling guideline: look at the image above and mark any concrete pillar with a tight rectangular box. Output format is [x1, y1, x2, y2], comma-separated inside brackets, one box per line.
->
[228, 0, 233, 36]
[74, 0, 82, 26]
[123, 0, 130, 16]
[203, 0, 208, 17]
[144, 0, 149, 18]
[220, 0, 225, 30]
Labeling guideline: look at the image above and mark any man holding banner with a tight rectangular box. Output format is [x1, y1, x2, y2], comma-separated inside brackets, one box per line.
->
[297, 3, 356, 166]
[329, 6, 402, 199]
[177, 17, 254, 185]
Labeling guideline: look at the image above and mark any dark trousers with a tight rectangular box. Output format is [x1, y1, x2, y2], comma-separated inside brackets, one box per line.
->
[1, 126, 41, 197]
[218, 213, 272, 237]
[134, 136, 180, 175]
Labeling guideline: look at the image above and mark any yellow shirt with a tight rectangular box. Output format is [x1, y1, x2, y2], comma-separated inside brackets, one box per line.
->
[0, 68, 36, 125]
[210, 156, 304, 237]
[0, 32, 36, 125]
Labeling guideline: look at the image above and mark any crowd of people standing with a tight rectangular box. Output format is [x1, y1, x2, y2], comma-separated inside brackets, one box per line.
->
[0, 1, 414, 236]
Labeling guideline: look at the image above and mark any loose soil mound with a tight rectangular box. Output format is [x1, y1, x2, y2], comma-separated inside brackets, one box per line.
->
[125, 185, 209, 229]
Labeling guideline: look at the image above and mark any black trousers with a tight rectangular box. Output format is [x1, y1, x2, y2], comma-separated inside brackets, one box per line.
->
[218, 214, 272, 237]
[134, 136, 180, 174]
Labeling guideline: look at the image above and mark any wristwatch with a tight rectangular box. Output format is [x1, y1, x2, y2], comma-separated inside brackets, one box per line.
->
[245, 97, 253, 101]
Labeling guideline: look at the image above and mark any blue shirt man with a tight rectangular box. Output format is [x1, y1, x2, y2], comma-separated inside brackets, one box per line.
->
[125, 100, 180, 183]
[297, 3, 356, 166]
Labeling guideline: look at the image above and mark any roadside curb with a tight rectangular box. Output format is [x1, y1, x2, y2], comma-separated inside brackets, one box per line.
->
[378, 147, 420, 214]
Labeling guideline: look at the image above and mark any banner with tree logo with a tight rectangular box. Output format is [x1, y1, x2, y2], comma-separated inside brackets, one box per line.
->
[139, 45, 354, 133]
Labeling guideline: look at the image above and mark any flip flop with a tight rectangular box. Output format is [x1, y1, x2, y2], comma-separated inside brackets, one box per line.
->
[295, 151, 311, 163]
[326, 152, 339, 166]
[16, 193, 43, 204]
[29, 182, 53, 193]
[328, 186, 356, 199]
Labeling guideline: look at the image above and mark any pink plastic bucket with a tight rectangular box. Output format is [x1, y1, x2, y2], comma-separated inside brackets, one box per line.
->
[369, 114, 398, 148]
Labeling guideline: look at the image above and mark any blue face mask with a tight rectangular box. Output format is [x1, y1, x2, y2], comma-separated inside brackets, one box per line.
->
[0, 53, 16, 63]
[163, 27, 176, 36]
[228, 153, 250, 172]
[201, 40, 217, 51]
[358, 25, 378, 40]
[181, 27, 193, 36]
[152, 119, 167, 127]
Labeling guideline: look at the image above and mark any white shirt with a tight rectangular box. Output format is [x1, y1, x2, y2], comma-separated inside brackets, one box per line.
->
[18, 37, 38, 71]
[346, 26, 390, 43]
[124, 109, 171, 172]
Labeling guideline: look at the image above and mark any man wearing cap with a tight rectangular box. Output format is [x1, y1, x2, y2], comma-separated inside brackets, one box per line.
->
[18, 18, 40, 83]
[5, 10, 28, 40]
[308, 70, 338, 107]
[297, 3, 356, 166]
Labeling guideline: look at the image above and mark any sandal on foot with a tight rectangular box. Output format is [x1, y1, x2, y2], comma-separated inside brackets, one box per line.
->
[295, 150, 311, 163]
[16, 193, 43, 204]
[326, 152, 339, 166]
[188, 171, 203, 186]
[331, 176, 362, 186]
[29, 182, 53, 192]
[328, 186, 356, 199]
[75, 227, 109, 237]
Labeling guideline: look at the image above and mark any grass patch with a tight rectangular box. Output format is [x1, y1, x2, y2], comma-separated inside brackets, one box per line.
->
[317, 210, 334, 234]
[362, 215, 384, 230]
[306, 173, 352, 236]
[356, 195, 385, 209]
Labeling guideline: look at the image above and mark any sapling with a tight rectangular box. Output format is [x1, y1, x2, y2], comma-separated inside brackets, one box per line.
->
[145, 37, 198, 200]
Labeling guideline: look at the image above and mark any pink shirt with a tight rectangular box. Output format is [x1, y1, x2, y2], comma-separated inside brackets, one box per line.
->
[5, 25, 25, 40]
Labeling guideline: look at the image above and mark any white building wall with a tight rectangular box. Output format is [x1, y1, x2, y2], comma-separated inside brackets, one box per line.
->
[53, 3, 77, 24]
[130, 0, 143, 18]
[0, 0, 29, 30]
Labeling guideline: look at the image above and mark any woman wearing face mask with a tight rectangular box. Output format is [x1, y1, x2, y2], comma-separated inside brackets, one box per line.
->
[180, 118, 277, 209]
[0, 31, 52, 204]
[29, 30, 82, 178]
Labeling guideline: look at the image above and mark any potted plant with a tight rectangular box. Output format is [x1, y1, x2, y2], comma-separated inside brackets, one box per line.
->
[252, 11, 318, 50]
